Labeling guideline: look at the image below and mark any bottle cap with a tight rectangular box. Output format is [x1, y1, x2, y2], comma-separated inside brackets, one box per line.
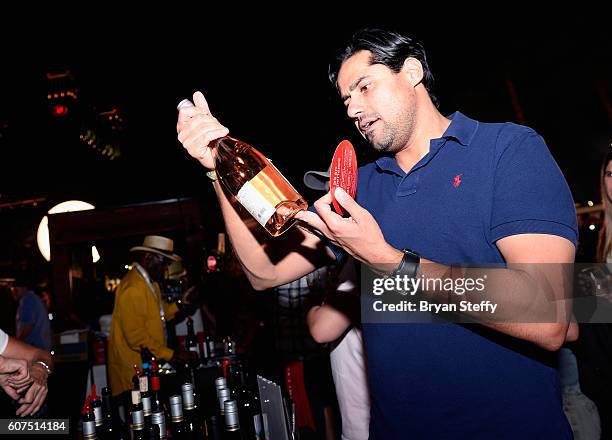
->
[90, 384, 100, 401]
[131, 409, 144, 429]
[218, 388, 231, 413]
[224, 400, 240, 431]
[142, 395, 152, 416]
[151, 410, 166, 437]
[181, 383, 195, 410]
[82, 420, 96, 438]
[169, 395, 183, 421]
[215, 377, 227, 391]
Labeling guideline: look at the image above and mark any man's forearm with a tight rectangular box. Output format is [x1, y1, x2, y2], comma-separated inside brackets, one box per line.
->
[3, 337, 54, 370]
[415, 259, 572, 350]
[213, 180, 328, 289]
[31, 348, 53, 372]
[214, 180, 276, 288]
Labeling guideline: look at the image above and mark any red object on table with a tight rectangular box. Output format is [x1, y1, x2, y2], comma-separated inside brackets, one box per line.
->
[285, 360, 316, 432]
[222, 359, 232, 380]
[93, 337, 106, 365]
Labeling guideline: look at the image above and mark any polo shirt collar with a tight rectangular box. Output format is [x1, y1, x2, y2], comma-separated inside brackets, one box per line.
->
[374, 111, 478, 174]
[440, 111, 479, 147]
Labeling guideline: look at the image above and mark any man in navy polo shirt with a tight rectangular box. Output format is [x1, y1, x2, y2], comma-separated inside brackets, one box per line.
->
[177, 28, 577, 439]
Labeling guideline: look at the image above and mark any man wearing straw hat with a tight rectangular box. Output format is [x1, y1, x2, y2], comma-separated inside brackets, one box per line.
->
[108, 235, 195, 406]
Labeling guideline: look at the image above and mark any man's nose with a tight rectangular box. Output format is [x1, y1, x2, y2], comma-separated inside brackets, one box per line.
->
[346, 96, 364, 120]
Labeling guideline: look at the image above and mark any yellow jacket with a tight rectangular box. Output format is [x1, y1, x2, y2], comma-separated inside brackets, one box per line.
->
[108, 264, 178, 396]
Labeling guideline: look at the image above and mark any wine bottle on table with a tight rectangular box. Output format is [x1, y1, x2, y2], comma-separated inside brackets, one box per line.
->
[89, 384, 104, 430]
[151, 410, 167, 440]
[140, 377, 153, 429]
[133, 364, 143, 390]
[186, 317, 200, 359]
[181, 382, 204, 437]
[100, 386, 127, 440]
[82, 397, 97, 440]
[149, 359, 163, 412]
[223, 400, 246, 440]
[168, 395, 189, 440]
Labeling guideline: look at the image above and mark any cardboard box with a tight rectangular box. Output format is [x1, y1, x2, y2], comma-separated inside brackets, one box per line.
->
[52, 329, 89, 363]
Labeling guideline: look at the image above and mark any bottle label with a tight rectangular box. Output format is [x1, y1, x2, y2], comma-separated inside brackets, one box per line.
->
[139, 376, 148, 393]
[236, 179, 276, 226]
[151, 376, 161, 392]
[236, 168, 283, 227]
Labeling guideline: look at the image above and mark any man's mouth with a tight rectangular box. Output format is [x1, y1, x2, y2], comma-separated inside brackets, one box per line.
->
[360, 118, 379, 133]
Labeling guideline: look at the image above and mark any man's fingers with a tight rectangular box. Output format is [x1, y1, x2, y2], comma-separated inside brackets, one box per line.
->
[334, 188, 363, 220]
[312, 192, 334, 219]
[294, 211, 329, 235]
[16, 385, 41, 417]
[1, 384, 20, 400]
[19, 383, 38, 404]
[9, 378, 32, 389]
[193, 91, 211, 114]
[14, 384, 30, 394]
[314, 191, 351, 232]
[29, 388, 47, 416]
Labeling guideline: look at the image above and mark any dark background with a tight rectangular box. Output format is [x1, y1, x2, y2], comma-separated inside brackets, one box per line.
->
[0, 11, 610, 270]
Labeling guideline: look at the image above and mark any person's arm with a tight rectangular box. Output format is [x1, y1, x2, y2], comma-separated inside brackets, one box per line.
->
[298, 191, 575, 351]
[1, 337, 52, 417]
[2, 336, 53, 370]
[213, 179, 335, 289]
[307, 258, 359, 343]
[565, 322, 579, 342]
[307, 305, 351, 343]
[414, 233, 575, 351]
[177, 91, 333, 290]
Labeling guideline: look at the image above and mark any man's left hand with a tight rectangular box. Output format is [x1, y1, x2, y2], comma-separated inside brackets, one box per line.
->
[295, 188, 403, 272]
[15, 363, 48, 417]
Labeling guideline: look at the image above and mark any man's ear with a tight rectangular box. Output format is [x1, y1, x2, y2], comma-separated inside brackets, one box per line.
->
[402, 57, 424, 87]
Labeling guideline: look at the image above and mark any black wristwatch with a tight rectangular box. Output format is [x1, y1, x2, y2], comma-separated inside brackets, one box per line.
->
[391, 248, 420, 278]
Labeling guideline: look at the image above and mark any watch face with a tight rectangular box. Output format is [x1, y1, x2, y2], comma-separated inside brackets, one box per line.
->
[403, 248, 420, 260]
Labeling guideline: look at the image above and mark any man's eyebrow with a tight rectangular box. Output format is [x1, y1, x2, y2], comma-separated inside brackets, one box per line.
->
[340, 75, 370, 101]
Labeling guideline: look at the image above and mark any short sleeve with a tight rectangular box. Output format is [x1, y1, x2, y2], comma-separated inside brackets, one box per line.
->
[490, 130, 578, 246]
[0, 328, 8, 354]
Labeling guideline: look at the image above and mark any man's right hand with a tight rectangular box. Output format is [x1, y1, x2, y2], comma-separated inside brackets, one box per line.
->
[176, 91, 229, 169]
[0, 356, 31, 401]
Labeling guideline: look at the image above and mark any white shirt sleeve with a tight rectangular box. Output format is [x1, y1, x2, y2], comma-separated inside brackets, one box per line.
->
[0, 328, 8, 354]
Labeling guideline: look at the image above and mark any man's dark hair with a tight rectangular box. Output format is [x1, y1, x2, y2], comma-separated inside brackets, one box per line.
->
[328, 28, 439, 108]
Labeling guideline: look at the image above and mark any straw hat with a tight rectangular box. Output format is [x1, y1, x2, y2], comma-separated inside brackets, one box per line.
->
[130, 235, 181, 261]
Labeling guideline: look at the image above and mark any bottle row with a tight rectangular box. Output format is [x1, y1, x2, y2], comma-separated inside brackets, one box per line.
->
[82, 358, 263, 439]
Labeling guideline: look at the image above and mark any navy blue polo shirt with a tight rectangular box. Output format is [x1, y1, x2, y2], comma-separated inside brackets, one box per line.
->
[353, 112, 577, 439]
